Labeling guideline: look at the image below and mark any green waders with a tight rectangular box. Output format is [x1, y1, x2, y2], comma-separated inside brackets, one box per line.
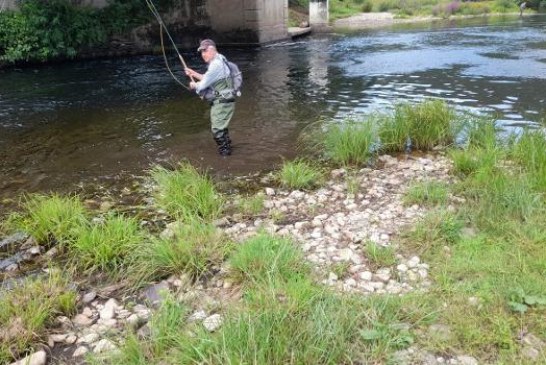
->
[210, 78, 235, 156]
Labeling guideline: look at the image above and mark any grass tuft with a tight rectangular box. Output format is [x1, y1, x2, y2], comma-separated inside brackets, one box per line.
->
[150, 163, 224, 221]
[69, 213, 145, 274]
[277, 159, 322, 190]
[403, 180, 449, 206]
[4, 194, 87, 245]
[0, 269, 77, 363]
[323, 118, 378, 166]
[129, 220, 229, 283]
[229, 233, 310, 285]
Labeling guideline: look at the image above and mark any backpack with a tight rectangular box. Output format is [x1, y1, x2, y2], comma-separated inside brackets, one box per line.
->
[223, 59, 243, 97]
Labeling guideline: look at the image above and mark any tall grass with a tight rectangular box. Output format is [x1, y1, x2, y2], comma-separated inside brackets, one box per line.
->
[69, 213, 145, 274]
[129, 220, 229, 283]
[277, 159, 322, 189]
[403, 180, 449, 206]
[229, 233, 310, 285]
[0, 269, 77, 363]
[322, 118, 377, 166]
[95, 232, 431, 365]
[400, 99, 456, 150]
[509, 130, 546, 192]
[4, 194, 87, 245]
[150, 163, 224, 221]
[378, 99, 456, 152]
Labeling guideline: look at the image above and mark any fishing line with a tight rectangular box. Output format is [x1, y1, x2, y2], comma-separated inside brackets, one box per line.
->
[144, 0, 195, 89]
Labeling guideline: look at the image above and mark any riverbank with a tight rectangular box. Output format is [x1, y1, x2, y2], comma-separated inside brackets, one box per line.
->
[2, 101, 546, 364]
[332, 11, 536, 29]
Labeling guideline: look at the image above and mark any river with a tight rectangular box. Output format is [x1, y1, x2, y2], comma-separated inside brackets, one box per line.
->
[1, 14, 545, 205]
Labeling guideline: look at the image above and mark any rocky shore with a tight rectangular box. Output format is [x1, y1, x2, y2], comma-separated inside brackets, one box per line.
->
[3, 151, 545, 365]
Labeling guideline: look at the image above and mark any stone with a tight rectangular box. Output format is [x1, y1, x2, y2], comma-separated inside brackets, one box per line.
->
[143, 281, 170, 307]
[10, 350, 47, 365]
[73, 314, 95, 327]
[203, 314, 223, 332]
[93, 339, 117, 353]
[73, 346, 89, 357]
[82, 291, 97, 304]
[99, 298, 119, 320]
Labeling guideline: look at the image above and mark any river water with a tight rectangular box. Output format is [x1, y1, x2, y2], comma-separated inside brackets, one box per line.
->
[1, 14, 545, 203]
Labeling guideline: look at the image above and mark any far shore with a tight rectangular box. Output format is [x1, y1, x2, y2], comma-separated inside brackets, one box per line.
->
[331, 11, 536, 30]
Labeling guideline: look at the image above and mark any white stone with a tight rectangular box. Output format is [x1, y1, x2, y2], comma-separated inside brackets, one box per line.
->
[203, 314, 223, 332]
[188, 310, 207, 322]
[73, 346, 89, 357]
[93, 339, 117, 353]
[359, 271, 373, 281]
[73, 314, 94, 326]
[11, 350, 47, 365]
[77, 333, 99, 344]
[99, 298, 119, 320]
[82, 291, 97, 304]
[265, 187, 275, 196]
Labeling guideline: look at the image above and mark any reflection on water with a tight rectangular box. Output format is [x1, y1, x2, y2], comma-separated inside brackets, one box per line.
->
[0, 15, 545, 200]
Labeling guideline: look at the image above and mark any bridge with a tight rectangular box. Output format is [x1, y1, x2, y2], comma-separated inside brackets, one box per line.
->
[2, 0, 329, 46]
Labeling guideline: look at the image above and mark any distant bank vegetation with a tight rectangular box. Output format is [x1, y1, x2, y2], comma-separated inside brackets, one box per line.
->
[1, 0, 543, 63]
[290, 0, 542, 21]
[0, 0, 175, 64]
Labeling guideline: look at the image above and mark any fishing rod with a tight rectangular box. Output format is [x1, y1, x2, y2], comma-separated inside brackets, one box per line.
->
[144, 0, 195, 90]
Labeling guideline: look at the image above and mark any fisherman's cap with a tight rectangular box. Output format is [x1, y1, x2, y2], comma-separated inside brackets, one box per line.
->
[197, 39, 216, 52]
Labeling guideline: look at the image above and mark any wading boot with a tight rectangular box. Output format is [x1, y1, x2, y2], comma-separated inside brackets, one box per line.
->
[213, 129, 232, 156]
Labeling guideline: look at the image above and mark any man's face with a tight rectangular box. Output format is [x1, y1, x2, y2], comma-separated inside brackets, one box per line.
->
[200, 46, 215, 63]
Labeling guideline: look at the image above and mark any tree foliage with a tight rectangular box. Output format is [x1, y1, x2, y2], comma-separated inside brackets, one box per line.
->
[0, 0, 174, 64]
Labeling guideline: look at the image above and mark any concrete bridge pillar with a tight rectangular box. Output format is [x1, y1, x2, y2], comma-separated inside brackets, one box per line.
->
[309, 0, 329, 27]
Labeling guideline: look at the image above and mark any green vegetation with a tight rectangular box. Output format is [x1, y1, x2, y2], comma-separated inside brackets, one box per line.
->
[379, 99, 457, 152]
[0, 0, 174, 63]
[277, 159, 323, 189]
[329, 0, 524, 20]
[304, 99, 456, 166]
[2, 101, 546, 363]
[233, 194, 265, 217]
[403, 180, 450, 206]
[4, 194, 87, 245]
[92, 234, 431, 364]
[321, 118, 378, 165]
[150, 163, 224, 221]
[69, 213, 145, 274]
[365, 241, 397, 268]
[0, 269, 77, 363]
[129, 220, 229, 283]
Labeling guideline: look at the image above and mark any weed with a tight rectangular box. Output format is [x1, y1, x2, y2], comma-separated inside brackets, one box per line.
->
[69, 213, 145, 274]
[229, 233, 310, 285]
[4, 193, 87, 245]
[129, 219, 229, 284]
[150, 163, 224, 221]
[366, 241, 397, 268]
[400, 99, 456, 150]
[331, 261, 352, 279]
[0, 269, 77, 363]
[277, 159, 322, 190]
[403, 180, 449, 206]
[235, 194, 265, 217]
[323, 118, 378, 166]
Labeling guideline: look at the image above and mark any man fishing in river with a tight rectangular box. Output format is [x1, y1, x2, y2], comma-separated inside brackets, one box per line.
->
[185, 39, 235, 156]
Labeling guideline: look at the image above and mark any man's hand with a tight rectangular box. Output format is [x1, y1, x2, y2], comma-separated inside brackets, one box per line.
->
[189, 81, 197, 90]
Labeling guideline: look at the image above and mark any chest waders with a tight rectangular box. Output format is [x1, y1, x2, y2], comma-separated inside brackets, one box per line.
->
[209, 76, 235, 156]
